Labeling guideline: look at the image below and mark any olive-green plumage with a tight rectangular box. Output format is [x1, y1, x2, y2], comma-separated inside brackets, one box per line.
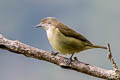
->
[36, 17, 107, 55]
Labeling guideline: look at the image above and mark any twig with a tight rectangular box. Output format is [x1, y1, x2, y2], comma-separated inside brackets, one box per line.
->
[107, 43, 118, 71]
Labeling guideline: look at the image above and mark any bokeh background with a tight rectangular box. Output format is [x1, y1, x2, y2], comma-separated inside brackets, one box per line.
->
[0, 0, 120, 80]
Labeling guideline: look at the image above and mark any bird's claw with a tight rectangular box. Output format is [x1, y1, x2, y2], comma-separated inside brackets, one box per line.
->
[66, 57, 73, 65]
[51, 51, 59, 56]
[74, 57, 79, 61]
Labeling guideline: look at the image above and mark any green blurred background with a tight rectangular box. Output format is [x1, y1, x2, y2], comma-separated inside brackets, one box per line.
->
[0, 0, 120, 80]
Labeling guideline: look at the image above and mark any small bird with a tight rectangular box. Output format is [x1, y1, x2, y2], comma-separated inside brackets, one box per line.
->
[36, 17, 107, 62]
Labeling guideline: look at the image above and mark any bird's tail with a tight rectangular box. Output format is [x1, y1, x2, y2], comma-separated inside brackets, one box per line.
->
[91, 44, 107, 49]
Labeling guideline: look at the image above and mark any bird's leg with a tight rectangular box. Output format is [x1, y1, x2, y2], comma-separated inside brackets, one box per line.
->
[67, 53, 74, 64]
[51, 51, 59, 56]
[70, 53, 74, 61]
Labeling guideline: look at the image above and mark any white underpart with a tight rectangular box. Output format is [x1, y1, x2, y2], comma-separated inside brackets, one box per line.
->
[46, 25, 55, 39]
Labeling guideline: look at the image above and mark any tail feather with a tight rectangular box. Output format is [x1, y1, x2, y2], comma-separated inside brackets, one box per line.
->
[91, 44, 107, 49]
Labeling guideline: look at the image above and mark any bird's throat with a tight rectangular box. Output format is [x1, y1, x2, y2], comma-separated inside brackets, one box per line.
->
[46, 26, 56, 39]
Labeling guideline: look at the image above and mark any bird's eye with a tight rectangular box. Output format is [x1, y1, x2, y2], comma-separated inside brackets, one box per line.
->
[48, 22, 51, 24]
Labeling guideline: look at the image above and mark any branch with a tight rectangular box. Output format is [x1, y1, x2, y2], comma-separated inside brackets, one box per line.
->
[0, 34, 120, 80]
[107, 43, 118, 71]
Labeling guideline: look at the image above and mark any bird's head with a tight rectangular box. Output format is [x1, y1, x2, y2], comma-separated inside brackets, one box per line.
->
[36, 17, 59, 30]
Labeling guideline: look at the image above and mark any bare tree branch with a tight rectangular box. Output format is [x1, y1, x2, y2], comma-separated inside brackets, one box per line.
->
[0, 34, 120, 80]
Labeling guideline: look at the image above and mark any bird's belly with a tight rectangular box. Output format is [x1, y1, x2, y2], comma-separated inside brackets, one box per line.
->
[47, 28, 86, 55]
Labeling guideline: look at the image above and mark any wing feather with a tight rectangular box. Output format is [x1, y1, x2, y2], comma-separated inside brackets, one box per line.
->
[56, 23, 92, 44]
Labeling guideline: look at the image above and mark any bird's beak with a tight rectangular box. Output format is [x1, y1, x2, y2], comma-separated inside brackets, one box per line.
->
[35, 23, 42, 28]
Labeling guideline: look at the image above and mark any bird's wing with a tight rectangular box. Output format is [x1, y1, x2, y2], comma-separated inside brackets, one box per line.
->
[56, 23, 92, 44]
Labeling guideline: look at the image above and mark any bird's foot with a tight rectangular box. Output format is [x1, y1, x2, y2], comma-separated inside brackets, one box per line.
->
[51, 51, 59, 56]
[66, 56, 79, 65]
[66, 57, 73, 65]
[74, 57, 79, 61]
[66, 53, 74, 65]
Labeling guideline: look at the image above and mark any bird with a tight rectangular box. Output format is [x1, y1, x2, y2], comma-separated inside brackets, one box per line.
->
[36, 17, 107, 63]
